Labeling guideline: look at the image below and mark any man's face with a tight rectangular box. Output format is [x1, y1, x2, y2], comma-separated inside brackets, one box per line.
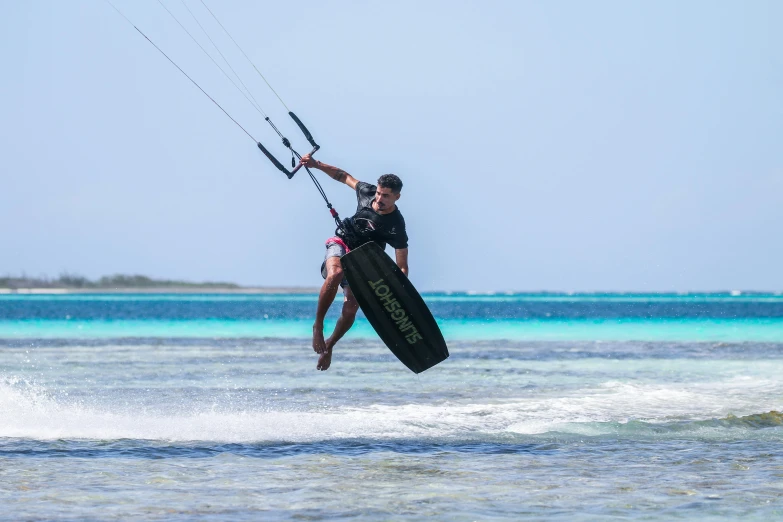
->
[375, 186, 400, 212]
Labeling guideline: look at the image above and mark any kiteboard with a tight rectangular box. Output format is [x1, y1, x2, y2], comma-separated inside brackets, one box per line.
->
[341, 242, 449, 373]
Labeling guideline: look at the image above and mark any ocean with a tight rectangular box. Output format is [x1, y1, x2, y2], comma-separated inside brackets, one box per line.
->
[1, 293, 782, 520]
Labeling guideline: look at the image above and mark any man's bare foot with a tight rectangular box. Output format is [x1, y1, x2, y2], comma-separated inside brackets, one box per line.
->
[317, 337, 336, 371]
[312, 323, 326, 354]
[317, 349, 332, 371]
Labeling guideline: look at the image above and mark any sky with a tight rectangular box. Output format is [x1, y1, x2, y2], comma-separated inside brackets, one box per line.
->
[1, 0, 781, 292]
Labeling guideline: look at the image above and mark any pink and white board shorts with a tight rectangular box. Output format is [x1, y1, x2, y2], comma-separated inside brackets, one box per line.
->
[320, 237, 351, 288]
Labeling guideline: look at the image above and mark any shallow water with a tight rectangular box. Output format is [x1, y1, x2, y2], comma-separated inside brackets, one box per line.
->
[1, 294, 782, 519]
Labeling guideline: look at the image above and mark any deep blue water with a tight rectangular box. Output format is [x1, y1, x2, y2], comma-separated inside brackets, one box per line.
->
[2, 292, 783, 320]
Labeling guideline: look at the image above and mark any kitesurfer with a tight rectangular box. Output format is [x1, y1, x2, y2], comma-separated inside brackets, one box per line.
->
[300, 153, 408, 371]
[105, 0, 446, 373]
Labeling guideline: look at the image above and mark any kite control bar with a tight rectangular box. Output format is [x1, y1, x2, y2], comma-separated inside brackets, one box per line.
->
[257, 111, 344, 235]
[257, 111, 320, 179]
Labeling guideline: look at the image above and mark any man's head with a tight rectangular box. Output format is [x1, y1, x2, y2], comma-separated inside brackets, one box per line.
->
[375, 174, 402, 213]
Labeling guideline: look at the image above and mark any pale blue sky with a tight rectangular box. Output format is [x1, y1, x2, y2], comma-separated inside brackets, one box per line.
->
[2, 1, 781, 291]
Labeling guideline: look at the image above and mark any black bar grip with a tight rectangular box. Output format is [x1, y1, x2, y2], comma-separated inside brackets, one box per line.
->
[257, 141, 294, 179]
[289, 112, 318, 149]
[258, 143, 321, 179]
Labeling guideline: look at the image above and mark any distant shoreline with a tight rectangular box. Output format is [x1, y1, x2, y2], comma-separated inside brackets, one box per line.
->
[1, 288, 781, 296]
[0, 287, 321, 295]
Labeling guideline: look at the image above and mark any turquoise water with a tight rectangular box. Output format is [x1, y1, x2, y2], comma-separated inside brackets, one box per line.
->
[3, 292, 783, 342]
[1, 293, 782, 520]
[3, 317, 783, 342]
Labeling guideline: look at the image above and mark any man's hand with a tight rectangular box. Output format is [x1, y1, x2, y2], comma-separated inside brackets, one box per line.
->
[300, 154, 359, 190]
[300, 153, 318, 169]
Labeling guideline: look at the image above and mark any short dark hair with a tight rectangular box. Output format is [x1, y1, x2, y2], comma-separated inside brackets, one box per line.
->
[377, 174, 403, 193]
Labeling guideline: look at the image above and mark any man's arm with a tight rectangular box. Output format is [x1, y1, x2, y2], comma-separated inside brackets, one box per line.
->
[395, 248, 409, 277]
[300, 154, 359, 190]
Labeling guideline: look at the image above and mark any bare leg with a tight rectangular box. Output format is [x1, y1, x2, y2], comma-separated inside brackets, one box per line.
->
[318, 287, 360, 371]
[313, 257, 344, 355]
[326, 287, 360, 349]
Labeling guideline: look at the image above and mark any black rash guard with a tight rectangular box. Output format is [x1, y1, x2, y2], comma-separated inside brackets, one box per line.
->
[338, 182, 408, 250]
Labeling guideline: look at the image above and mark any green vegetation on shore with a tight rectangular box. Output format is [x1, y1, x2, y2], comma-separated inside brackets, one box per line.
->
[1, 274, 240, 289]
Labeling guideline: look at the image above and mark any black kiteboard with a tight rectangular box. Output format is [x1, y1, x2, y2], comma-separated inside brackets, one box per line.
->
[340, 242, 449, 373]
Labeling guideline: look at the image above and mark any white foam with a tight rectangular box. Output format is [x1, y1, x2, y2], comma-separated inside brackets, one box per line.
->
[1, 376, 780, 442]
[0, 378, 407, 442]
[506, 378, 781, 435]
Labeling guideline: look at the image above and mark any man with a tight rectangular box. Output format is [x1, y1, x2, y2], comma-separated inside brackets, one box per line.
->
[300, 153, 408, 371]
